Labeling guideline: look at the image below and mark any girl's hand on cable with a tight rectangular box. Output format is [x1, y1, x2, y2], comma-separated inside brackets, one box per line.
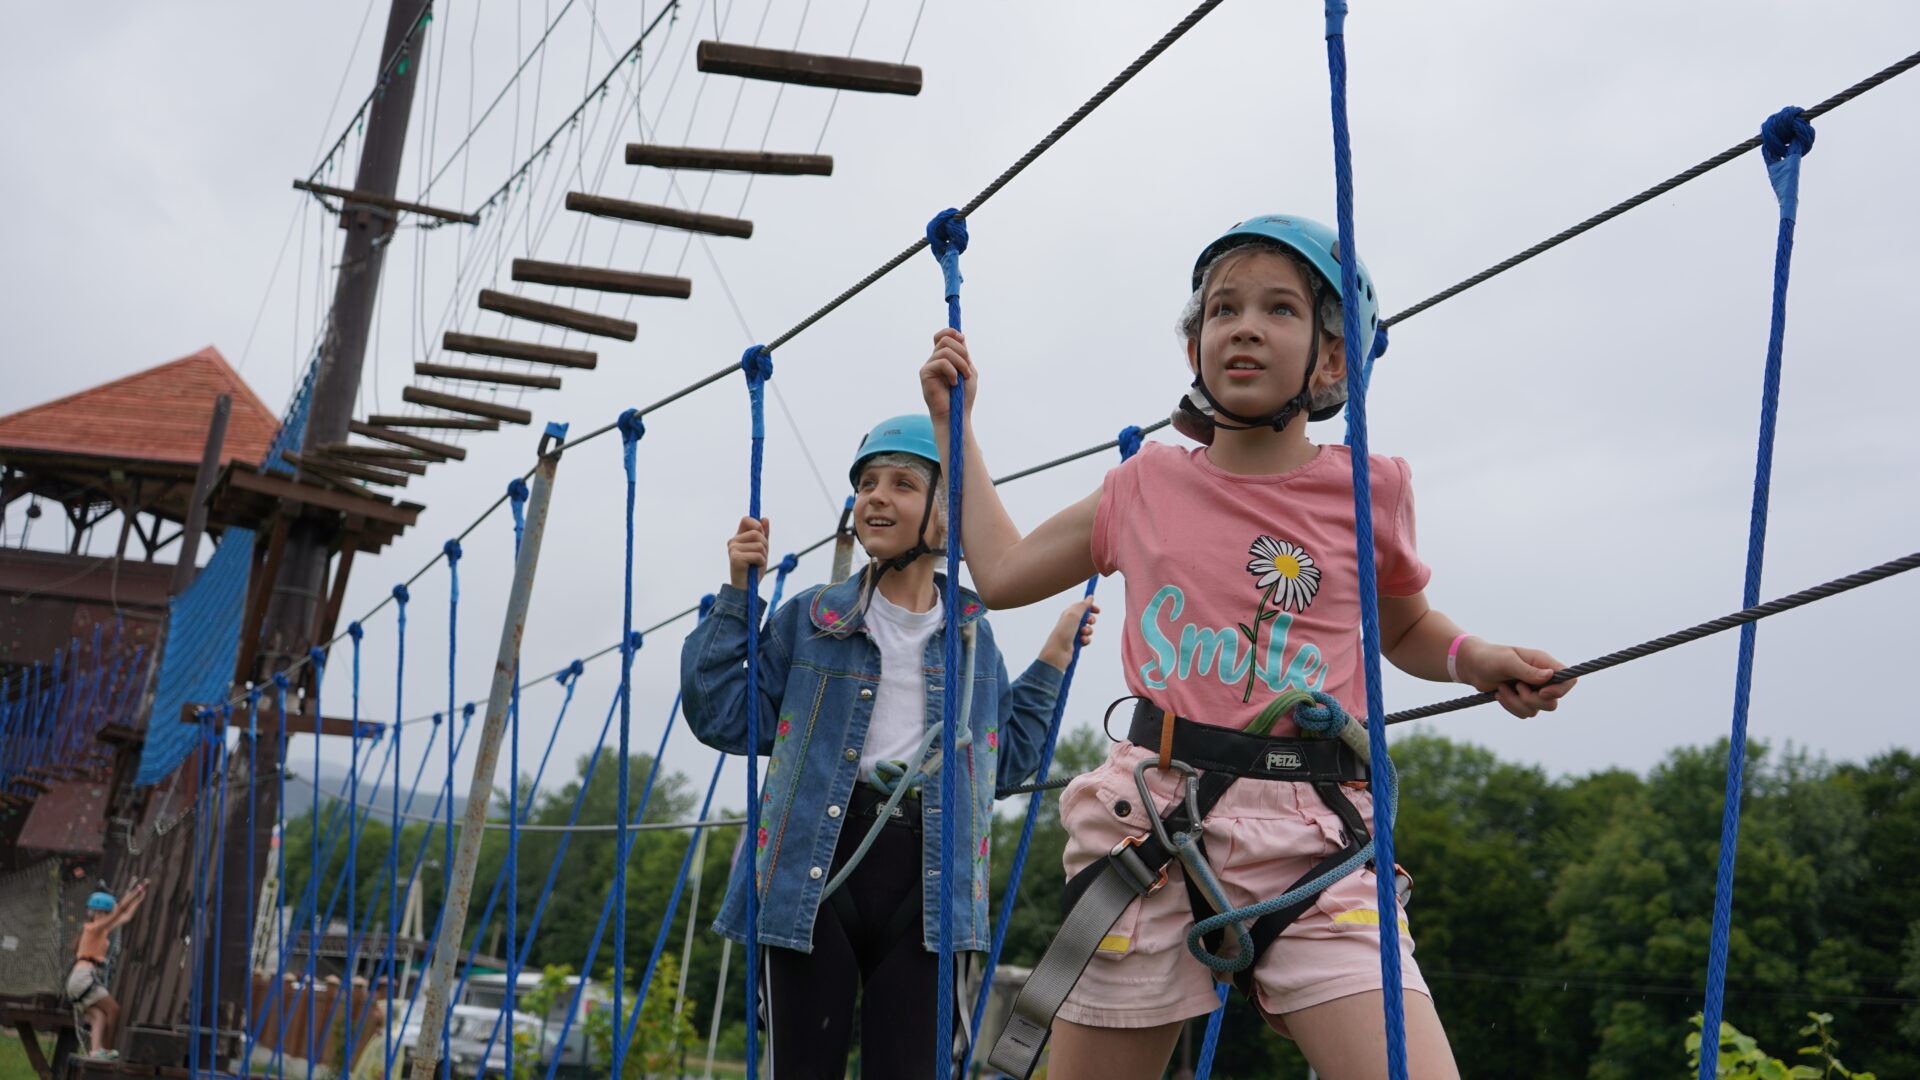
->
[1456, 638, 1576, 718]
[727, 516, 771, 590]
[1037, 597, 1099, 672]
[920, 328, 978, 423]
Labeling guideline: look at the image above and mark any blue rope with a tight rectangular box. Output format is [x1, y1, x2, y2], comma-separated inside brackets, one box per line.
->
[344, 623, 364, 1075]
[926, 207, 969, 1078]
[619, 754, 728, 1053]
[1697, 105, 1813, 1080]
[442, 540, 462, 1080]
[1192, 982, 1231, 1080]
[209, 704, 232, 1080]
[737, 345, 773, 1078]
[241, 686, 261, 1067]
[385, 585, 408, 1079]
[769, 552, 800, 618]
[305, 649, 325, 1077]
[1323, 3, 1408, 1073]
[188, 707, 215, 1080]
[614, 408, 646, 1079]
[963, 427, 1140, 1072]
[269, 675, 292, 1080]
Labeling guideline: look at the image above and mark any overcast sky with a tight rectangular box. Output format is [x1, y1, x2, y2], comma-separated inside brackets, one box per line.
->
[5, 0, 1917, 815]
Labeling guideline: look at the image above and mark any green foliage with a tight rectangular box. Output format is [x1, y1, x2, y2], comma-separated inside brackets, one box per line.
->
[582, 954, 699, 1080]
[1686, 1012, 1876, 1080]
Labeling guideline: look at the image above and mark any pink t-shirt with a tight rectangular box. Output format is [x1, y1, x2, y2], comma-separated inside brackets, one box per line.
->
[1091, 441, 1430, 734]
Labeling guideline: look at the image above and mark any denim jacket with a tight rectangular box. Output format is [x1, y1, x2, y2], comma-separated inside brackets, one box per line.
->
[681, 574, 1063, 952]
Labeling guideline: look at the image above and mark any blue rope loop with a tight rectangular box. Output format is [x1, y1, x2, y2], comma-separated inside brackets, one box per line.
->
[309, 647, 327, 669]
[560, 659, 586, 684]
[739, 344, 774, 381]
[391, 583, 410, 605]
[698, 592, 717, 619]
[1115, 424, 1144, 461]
[621, 631, 645, 658]
[463, 701, 476, 720]
[507, 477, 530, 503]
[348, 621, 363, 642]
[776, 553, 800, 575]
[926, 208, 969, 301]
[443, 538, 463, 562]
[432, 711, 444, 726]
[272, 672, 290, 690]
[616, 408, 647, 444]
[1760, 106, 1814, 220]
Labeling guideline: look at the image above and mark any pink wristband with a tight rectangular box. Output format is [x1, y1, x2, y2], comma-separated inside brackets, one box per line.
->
[1446, 634, 1474, 683]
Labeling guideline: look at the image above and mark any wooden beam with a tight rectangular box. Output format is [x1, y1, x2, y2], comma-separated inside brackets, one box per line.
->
[402, 386, 533, 425]
[292, 179, 480, 225]
[443, 331, 598, 369]
[219, 467, 421, 528]
[564, 193, 753, 238]
[317, 536, 358, 647]
[415, 362, 562, 390]
[512, 258, 691, 299]
[365, 414, 499, 431]
[476, 289, 636, 341]
[317, 442, 442, 464]
[180, 701, 384, 739]
[349, 422, 468, 461]
[625, 144, 833, 176]
[696, 41, 922, 95]
[281, 451, 411, 488]
[317, 451, 427, 476]
[233, 514, 289, 686]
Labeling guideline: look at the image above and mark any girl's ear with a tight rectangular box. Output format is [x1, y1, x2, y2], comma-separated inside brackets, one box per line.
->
[1186, 335, 1200, 376]
[1315, 333, 1348, 391]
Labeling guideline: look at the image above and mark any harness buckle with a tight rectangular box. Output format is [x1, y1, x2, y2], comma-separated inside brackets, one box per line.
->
[1133, 757, 1201, 853]
[1108, 834, 1169, 897]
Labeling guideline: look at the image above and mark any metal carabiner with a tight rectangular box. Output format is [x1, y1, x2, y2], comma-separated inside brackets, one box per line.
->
[1133, 756, 1201, 853]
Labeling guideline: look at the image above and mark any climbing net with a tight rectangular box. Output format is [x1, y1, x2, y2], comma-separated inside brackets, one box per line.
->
[144, 5, 1920, 1080]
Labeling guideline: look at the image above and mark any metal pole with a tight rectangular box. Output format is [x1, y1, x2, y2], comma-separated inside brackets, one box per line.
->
[411, 442, 563, 1077]
[172, 394, 230, 595]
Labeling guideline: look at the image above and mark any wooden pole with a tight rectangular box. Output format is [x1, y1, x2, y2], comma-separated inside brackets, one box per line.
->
[171, 395, 230, 596]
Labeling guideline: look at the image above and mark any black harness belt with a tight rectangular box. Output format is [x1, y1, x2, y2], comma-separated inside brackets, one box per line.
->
[987, 701, 1372, 1080]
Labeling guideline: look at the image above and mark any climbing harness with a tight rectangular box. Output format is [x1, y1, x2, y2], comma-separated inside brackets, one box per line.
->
[1172, 214, 1380, 445]
[988, 691, 1389, 1079]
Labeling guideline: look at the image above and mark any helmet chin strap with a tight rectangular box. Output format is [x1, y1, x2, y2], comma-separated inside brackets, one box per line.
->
[1188, 297, 1324, 435]
[873, 484, 946, 575]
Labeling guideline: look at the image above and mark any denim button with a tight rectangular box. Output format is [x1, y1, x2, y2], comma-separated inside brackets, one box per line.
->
[844, 748, 858, 761]
[827, 805, 841, 818]
[809, 867, 823, 880]
[858, 688, 874, 701]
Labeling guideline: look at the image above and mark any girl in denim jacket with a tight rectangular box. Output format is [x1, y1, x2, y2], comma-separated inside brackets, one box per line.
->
[682, 413, 1096, 1079]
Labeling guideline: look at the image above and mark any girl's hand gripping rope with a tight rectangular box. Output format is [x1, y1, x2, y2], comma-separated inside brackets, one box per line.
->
[1038, 597, 1100, 671]
[920, 328, 978, 424]
[726, 515, 772, 591]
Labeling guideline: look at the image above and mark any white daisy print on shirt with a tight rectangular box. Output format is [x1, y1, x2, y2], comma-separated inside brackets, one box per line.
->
[1247, 536, 1322, 613]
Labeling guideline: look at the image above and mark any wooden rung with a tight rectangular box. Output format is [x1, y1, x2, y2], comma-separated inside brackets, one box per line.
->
[513, 259, 691, 299]
[318, 451, 428, 476]
[292, 179, 479, 225]
[416, 362, 562, 390]
[318, 441, 444, 464]
[365, 414, 500, 431]
[283, 451, 411, 488]
[443, 331, 598, 369]
[626, 144, 833, 176]
[402, 386, 533, 425]
[477, 289, 636, 341]
[696, 41, 922, 95]
[350, 422, 469, 460]
[564, 193, 753, 238]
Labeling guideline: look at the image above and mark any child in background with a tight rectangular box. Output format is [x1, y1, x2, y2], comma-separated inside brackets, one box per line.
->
[69, 878, 150, 1059]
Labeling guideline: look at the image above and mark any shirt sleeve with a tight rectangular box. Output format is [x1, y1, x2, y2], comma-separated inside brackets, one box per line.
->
[1090, 445, 1149, 577]
[1377, 455, 1431, 597]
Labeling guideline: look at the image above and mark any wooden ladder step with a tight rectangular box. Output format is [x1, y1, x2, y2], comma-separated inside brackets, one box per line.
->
[626, 144, 833, 176]
[350, 422, 469, 460]
[317, 450, 428, 476]
[443, 331, 598, 369]
[477, 289, 636, 341]
[512, 259, 691, 299]
[696, 41, 922, 95]
[416, 362, 562, 391]
[283, 451, 411, 488]
[564, 193, 753, 238]
[365, 414, 500, 431]
[402, 386, 533, 426]
[320, 440, 446, 464]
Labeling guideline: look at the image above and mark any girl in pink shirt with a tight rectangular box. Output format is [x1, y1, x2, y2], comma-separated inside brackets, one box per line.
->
[919, 214, 1575, 1080]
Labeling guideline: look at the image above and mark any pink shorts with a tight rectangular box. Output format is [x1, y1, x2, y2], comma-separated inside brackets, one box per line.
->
[1054, 742, 1428, 1032]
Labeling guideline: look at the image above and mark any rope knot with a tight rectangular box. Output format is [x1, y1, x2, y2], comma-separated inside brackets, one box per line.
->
[616, 408, 647, 445]
[432, 711, 444, 726]
[507, 478, 530, 503]
[1369, 323, 1390, 361]
[391, 583, 411, 604]
[1115, 425, 1144, 461]
[443, 538, 463, 562]
[925, 209, 970, 258]
[562, 659, 586, 683]
[309, 647, 327, 668]
[272, 672, 290, 690]
[739, 345, 774, 383]
[462, 701, 476, 719]
[698, 593, 717, 619]
[348, 621, 364, 642]
[622, 630, 644, 658]
[776, 553, 800, 575]
[1760, 106, 1815, 165]
[1292, 689, 1353, 737]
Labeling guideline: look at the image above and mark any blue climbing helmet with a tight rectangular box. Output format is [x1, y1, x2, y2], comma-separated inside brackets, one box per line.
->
[847, 414, 946, 573]
[1175, 214, 1380, 442]
[87, 892, 116, 912]
[848, 414, 941, 487]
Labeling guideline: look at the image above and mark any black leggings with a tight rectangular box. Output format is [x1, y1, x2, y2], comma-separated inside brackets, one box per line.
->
[760, 788, 961, 1079]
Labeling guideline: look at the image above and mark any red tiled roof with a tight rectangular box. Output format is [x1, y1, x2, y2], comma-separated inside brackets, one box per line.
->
[0, 346, 280, 467]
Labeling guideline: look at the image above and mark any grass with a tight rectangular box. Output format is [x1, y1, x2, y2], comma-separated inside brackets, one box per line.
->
[1, 1029, 51, 1080]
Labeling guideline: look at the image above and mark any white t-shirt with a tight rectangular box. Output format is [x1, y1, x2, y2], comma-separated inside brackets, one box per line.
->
[859, 588, 944, 778]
